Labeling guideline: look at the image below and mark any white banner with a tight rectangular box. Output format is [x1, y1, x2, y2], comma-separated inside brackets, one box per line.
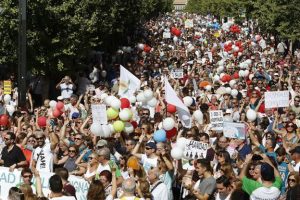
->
[183, 139, 209, 160]
[0, 167, 89, 200]
[209, 110, 224, 130]
[265, 91, 289, 108]
[171, 69, 184, 79]
[163, 32, 171, 39]
[118, 65, 141, 97]
[223, 122, 246, 139]
[91, 104, 107, 124]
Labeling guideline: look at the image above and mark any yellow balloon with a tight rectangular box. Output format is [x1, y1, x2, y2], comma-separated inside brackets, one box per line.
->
[113, 120, 125, 132]
[107, 108, 119, 120]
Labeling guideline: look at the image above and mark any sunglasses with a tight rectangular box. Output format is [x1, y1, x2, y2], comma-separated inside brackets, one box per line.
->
[96, 146, 104, 149]
[69, 150, 76, 153]
[145, 147, 152, 150]
[23, 175, 33, 178]
[249, 167, 255, 170]
[142, 113, 149, 115]
[4, 137, 11, 141]
[36, 137, 44, 140]
[74, 138, 82, 141]
[28, 140, 36, 143]
[289, 179, 296, 183]
[287, 124, 294, 127]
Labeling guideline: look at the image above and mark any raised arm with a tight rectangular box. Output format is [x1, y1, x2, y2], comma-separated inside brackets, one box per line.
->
[239, 153, 253, 180]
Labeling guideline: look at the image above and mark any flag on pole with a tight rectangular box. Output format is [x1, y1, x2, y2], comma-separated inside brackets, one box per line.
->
[118, 65, 141, 97]
[165, 78, 191, 128]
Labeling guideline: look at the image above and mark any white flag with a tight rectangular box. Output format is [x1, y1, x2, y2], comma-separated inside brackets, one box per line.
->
[118, 65, 141, 97]
[165, 78, 191, 128]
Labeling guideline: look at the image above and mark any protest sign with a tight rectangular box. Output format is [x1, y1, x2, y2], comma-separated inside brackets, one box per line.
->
[183, 139, 209, 160]
[223, 122, 246, 139]
[265, 91, 289, 108]
[209, 110, 224, 130]
[91, 104, 107, 124]
[163, 32, 171, 39]
[0, 167, 89, 200]
[3, 80, 12, 95]
[171, 69, 184, 79]
[185, 19, 194, 28]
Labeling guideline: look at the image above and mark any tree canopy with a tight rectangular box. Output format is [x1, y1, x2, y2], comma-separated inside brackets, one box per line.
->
[0, 0, 173, 74]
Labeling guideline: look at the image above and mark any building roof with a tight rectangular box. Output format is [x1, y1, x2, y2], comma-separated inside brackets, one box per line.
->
[174, 0, 188, 5]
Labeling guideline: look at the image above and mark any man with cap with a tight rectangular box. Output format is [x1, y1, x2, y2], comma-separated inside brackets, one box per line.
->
[290, 146, 300, 172]
[95, 139, 117, 163]
[239, 154, 282, 200]
[132, 133, 158, 173]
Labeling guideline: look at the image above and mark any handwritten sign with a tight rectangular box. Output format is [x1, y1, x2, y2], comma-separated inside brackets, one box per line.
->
[163, 32, 171, 39]
[171, 69, 184, 79]
[183, 139, 209, 160]
[223, 122, 246, 139]
[265, 91, 289, 108]
[91, 104, 107, 124]
[209, 110, 224, 130]
[0, 167, 89, 200]
[185, 19, 194, 28]
[3, 80, 12, 95]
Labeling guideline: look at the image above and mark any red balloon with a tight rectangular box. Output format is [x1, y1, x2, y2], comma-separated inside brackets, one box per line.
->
[233, 72, 239, 79]
[171, 27, 176, 34]
[143, 45, 151, 53]
[53, 109, 62, 118]
[56, 101, 64, 110]
[173, 29, 181, 37]
[166, 127, 177, 139]
[167, 104, 176, 113]
[38, 116, 47, 127]
[120, 98, 131, 109]
[0, 115, 9, 126]
[221, 74, 231, 82]
[131, 121, 138, 129]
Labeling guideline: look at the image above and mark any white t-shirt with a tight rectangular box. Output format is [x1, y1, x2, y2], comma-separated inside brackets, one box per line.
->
[141, 154, 158, 172]
[151, 181, 168, 200]
[50, 196, 76, 200]
[293, 161, 300, 172]
[33, 142, 53, 172]
[60, 83, 74, 99]
[250, 186, 280, 200]
[97, 162, 111, 174]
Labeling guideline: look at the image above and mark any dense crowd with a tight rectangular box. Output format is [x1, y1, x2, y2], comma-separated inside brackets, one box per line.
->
[1, 12, 300, 200]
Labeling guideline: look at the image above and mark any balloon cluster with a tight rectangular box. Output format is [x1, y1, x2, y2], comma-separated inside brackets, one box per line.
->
[171, 137, 187, 160]
[229, 24, 241, 34]
[171, 27, 181, 37]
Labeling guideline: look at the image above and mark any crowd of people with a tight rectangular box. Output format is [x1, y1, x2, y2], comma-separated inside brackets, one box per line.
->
[1, 12, 300, 200]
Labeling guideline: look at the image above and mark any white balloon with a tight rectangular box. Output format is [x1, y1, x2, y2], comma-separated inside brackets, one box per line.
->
[100, 93, 108, 100]
[193, 110, 203, 124]
[124, 122, 134, 134]
[162, 117, 175, 131]
[183, 96, 193, 107]
[229, 80, 236, 88]
[3, 94, 11, 103]
[244, 70, 249, 77]
[147, 97, 158, 107]
[247, 109, 257, 121]
[136, 92, 147, 103]
[176, 137, 187, 149]
[105, 96, 115, 106]
[49, 100, 57, 108]
[119, 108, 132, 121]
[6, 105, 15, 114]
[213, 74, 220, 81]
[239, 70, 245, 77]
[173, 36, 178, 42]
[217, 66, 224, 73]
[225, 87, 232, 94]
[205, 85, 212, 91]
[90, 122, 103, 136]
[111, 98, 121, 110]
[218, 60, 224, 66]
[144, 89, 153, 101]
[137, 43, 144, 50]
[245, 59, 252, 65]
[216, 87, 227, 95]
[129, 96, 136, 104]
[249, 74, 254, 80]
[233, 46, 239, 52]
[171, 147, 183, 160]
[109, 124, 115, 134]
[220, 73, 225, 79]
[102, 124, 112, 138]
[231, 89, 238, 97]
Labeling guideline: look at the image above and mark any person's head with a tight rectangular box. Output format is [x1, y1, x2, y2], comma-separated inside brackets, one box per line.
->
[141, 109, 150, 120]
[294, 96, 300, 107]
[21, 168, 33, 185]
[141, 122, 151, 134]
[55, 167, 69, 182]
[4, 132, 16, 146]
[87, 179, 105, 200]
[216, 175, 232, 197]
[137, 179, 151, 199]
[68, 145, 78, 158]
[265, 138, 276, 150]
[8, 187, 24, 200]
[260, 162, 275, 182]
[230, 188, 249, 200]
[147, 167, 160, 184]
[195, 159, 212, 176]
[216, 150, 231, 165]
[88, 152, 99, 166]
[125, 139, 136, 152]
[253, 163, 261, 181]
[290, 146, 300, 162]
[74, 133, 84, 147]
[199, 132, 210, 144]
[98, 147, 110, 163]
[156, 142, 166, 155]
[286, 122, 297, 133]
[275, 146, 286, 163]
[49, 174, 63, 193]
[122, 178, 136, 195]
[35, 131, 45, 147]
[217, 136, 229, 149]
[19, 184, 35, 200]
[70, 94, 78, 106]
[145, 142, 156, 156]
[99, 170, 112, 187]
[26, 135, 37, 149]
[287, 171, 300, 188]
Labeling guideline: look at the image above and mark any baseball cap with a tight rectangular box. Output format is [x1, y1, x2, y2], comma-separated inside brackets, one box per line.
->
[71, 112, 80, 119]
[290, 146, 300, 154]
[145, 142, 156, 150]
[96, 139, 108, 148]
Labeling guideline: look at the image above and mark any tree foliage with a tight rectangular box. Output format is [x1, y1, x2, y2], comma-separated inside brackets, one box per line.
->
[0, 0, 172, 73]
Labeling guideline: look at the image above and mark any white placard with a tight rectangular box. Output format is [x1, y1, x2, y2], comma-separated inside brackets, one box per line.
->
[223, 122, 246, 139]
[265, 91, 289, 108]
[163, 32, 171, 39]
[0, 167, 89, 200]
[209, 110, 224, 130]
[185, 19, 194, 28]
[171, 69, 184, 79]
[91, 104, 107, 124]
[183, 139, 209, 160]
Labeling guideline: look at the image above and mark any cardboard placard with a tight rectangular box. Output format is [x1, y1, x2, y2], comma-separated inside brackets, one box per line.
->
[183, 139, 209, 160]
[223, 122, 246, 139]
[91, 104, 107, 124]
[265, 91, 289, 108]
[163, 32, 171, 39]
[171, 69, 184, 79]
[3, 80, 12, 95]
[209, 110, 224, 130]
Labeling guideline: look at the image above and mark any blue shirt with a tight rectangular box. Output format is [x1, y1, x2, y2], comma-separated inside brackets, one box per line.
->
[259, 144, 277, 162]
[278, 161, 289, 194]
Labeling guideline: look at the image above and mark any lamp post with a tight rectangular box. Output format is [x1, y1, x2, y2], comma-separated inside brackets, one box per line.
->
[18, 0, 27, 107]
